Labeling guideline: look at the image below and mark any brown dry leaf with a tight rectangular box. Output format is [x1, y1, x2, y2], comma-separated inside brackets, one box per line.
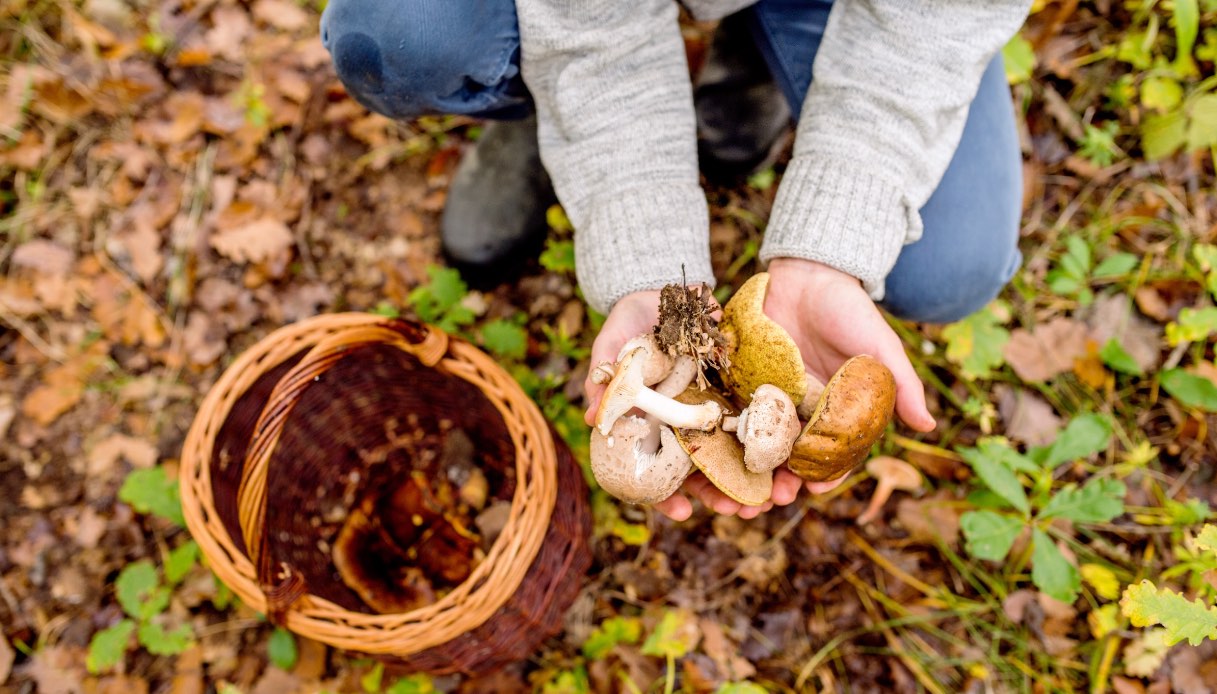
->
[206, 6, 253, 61]
[0, 129, 50, 170]
[20, 341, 108, 426]
[1167, 641, 1217, 693]
[274, 283, 333, 323]
[170, 646, 205, 694]
[13, 239, 74, 274]
[210, 217, 294, 264]
[0, 395, 16, 440]
[90, 272, 166, 348]
[995, 385, 1061, 446]
[251, 666, 301, 694]
[72, 506, 107, 549]
[698, 620, 756, 682]
[894, 493, 962, 548]
[292, 638, 327, 681]
[1111, 677, 1145, 694]
[1002, 589, 1036, 622]
[159, 91, 206, 145]
[88, 433, 158, 476]
[0, 65, 33, 134]
[23, 644, 85, 694]
[252, 0, 310, 32]
[1003, 317, 1089, 382]
[1073, 341, 1107, 389]
[116, 224, 164, 283]
[32, 72, 95, 125]
[182, 312, 228, 367]
[1084, 293, 1162, 373]
[83, 674, 150, 694]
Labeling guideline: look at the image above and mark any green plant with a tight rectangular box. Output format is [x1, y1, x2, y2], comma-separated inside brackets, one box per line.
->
[1078, 121, 1124, 166]
[941, 300, 1011, 380]
[958, 414, 1126, 603]
[406, 266, 477, 333]
[118, 466, 185, 527]
[87, 549, 197, 672]
[1121, 525, 1217, 645]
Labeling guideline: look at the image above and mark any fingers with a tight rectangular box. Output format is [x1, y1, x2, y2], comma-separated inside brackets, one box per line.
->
[683, 474, 743, 515]
[877, 341, 936, 433]
[804, 474, 847, 495]
[653, 493, 693, 521]
[771, 469, 803, 505]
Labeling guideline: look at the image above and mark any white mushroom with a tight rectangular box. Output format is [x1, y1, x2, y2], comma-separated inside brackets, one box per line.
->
[721, 384, 802, 473]
[653, 355, 698, 398]
[590, 415, 694, 505]
[595, 348, 723, 435]
[591, 334, 681, 387]
[856, 456, 923, 525]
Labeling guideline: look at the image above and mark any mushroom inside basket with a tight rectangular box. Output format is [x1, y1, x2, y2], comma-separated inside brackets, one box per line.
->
[208, 343, 518, 614]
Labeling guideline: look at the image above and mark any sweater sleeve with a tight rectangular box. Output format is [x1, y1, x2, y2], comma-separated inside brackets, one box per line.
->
[516, 1, 714, 315]
[758, 0, 1031, 299]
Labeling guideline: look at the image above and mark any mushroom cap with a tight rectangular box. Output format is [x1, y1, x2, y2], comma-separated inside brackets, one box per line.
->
[719, 273, 807, 407]
[865, 456, 922, 491]
[590, 415, 693, 505]
[618, 333, 676, 386]
[594, 348, 646, 435]
[333, 494, 437, 613]
[740, 384, 802, 474]
[788, 355, 897, 482]
[672, 387, 773, 506]
[654, 355, 698, 398]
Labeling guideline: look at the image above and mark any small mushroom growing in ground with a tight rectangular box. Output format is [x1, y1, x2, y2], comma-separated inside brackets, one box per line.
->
[595, 347, 723, 435]
[721, 384, 802, 473]
[787, 355, 897, 483]
[672, 387, 773, 506]
[590, 415, 694, 505]
[856, 456, 923, 525]
[719, 273, 807, 407]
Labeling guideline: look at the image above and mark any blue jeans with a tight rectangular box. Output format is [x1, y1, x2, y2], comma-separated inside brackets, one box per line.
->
[321, 0, 1022, 323]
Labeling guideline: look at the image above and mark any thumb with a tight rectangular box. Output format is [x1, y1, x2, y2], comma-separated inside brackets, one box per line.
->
[878, 342, 935, 432]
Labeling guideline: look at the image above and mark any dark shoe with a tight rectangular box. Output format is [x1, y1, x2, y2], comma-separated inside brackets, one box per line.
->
[694, 12, 791, 184]
[441, 114, 555, 287]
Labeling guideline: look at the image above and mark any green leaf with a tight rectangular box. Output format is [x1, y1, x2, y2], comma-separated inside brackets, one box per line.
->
[1166, 498, 1211, 525]
[1161, 369, 1217, 411]
[1002, 33, 1036, 84]
[1100, 338, 1144, 375]
[546, 204, 573, 235]
[1166, 307, 1217, 345]
[1042, 413, 1112, 468]
[479, 319, 528, 360]
[1196, 525, 1217, 554]
[960, 510, 1025, 561]
[116, 560, 165, 620]
[746, 167, 776, 191]
[1186, 95, 1217, 151]
[138, 622, 194, 655]
[1141, 110, 1188, 160]
[87, 620, 135, 673]
[164, 541, 199, 585]
[361, 662, 385, 693]
[119, 467, 185, 526]
[960, 446, 1029, 514]
[268, 627, 298, 671]
[386, 675, 435, 694]
[1092, 252, 1139, 278]
[611, 519, 650, 546]
[1172, 0, 1200, 74]
[539, 238, 576, 274]
[942, 303, 1011, 380]
[1063, 236, 1092, 275]
[1080, 563, 1122, 601]
[1078, 122, 1121, 166]
[582, 616, 643, 660]
[1031, 528, 1081, 604]
[1038, 478, 1126, 524]
[1140, 75, 1184, 112]
[1194, 244, 1217, 299]
[540, 667, 590, 694]
[1121, 579, 1217, 646]
[641, 610, 697, 659]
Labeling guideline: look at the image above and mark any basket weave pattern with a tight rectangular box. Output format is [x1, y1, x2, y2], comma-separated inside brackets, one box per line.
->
[180, 313, 592, 674]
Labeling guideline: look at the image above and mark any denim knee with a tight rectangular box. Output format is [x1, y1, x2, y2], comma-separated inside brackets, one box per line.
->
[882, 239, 1021, 324]
[320, 0, 530, 119]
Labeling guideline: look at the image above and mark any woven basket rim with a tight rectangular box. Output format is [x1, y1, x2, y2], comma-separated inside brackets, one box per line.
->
[179, 313, 558, 655]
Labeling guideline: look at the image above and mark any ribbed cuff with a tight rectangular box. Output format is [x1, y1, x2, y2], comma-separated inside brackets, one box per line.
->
[759, 155, 922, 301]
[575, 183, 714, 314]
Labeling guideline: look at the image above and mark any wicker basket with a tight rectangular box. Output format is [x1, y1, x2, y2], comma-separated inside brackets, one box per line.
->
[180, 313, 592, 675]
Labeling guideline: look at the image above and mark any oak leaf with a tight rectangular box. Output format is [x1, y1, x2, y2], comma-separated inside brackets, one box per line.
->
[210, 217, 293, 265]
[1003, 317, 1089, 382]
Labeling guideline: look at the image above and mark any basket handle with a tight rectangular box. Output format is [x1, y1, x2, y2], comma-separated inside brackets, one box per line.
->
[235, 318, 449, 618]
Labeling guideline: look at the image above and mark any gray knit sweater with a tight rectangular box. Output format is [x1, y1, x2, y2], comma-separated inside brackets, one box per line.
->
[516, 0, 1030, 314]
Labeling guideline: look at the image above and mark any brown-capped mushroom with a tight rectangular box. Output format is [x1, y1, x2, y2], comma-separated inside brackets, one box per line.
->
[787, 355, 897, 483]
[856, 456, 923, 525]
[590, 415, 694, 505]
[719, 273, 807, 407]
[721, 384, 802, 473]
[333, 492, 437, 613]
[671, 387, 773, 506]
[595, 348, 723, 435]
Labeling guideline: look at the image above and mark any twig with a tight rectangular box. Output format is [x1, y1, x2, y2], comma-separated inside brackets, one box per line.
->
[0, 300, 68, 362]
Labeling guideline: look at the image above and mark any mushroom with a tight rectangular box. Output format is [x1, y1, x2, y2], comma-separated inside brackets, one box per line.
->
[595, 347, 723, 435]
[787, 355, 897, 483]
[654, 354, 698, 398]
[721, 384, 802, 473]
[590, 332, 676, 387]
[856, 456, 923, 525]
[671, 387, 773, 506]
[796, 371, 827, 421]
[590, 415, 694, 505]
[719, 273, 807, 407]
[333, 492, 437, 613]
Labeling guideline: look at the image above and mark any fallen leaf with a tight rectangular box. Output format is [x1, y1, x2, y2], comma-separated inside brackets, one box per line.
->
[250, 666, 300, 694]
[23, 644, 85, 694]
[699, 619, 755, 682]
[12, 239, 74, 275]
[1168, 643, 1217, 694]
[20, 342, 108, 426]
[0, 395, 15, 440]
[0, 129, 50, 170]
[1003, 589, 1037, 623]
[116, 225, 164, 283]
[170, 646, 204, 694]
[1084, 294, 1162, 373]
[88, 433, 159, 476]
[996, 385, 1061, 447]
[1110, 676, 1145, 694]
[1003, 317, 1089, 382]
[182, 312, 227, 367]
[210, 217, 293, 265]
[1073, 341, 1108, 389]
[252, 0, 310, 32]
[895, 493, 962, 548]
[1123, 628, 1170, 678]
[205, 6, 252, 61]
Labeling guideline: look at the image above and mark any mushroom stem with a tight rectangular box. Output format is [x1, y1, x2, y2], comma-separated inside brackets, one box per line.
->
[856, 480, 896, 525]
[633, 388, 722, 431]
[721, 415, 740, 433]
